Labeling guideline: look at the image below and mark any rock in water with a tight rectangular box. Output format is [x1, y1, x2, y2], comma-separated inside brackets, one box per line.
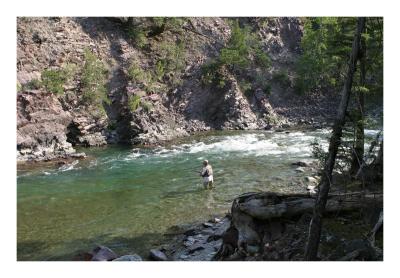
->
[305, 176, 317, 184]
[113, 254, 142, 261]
[90, 245, 118, 261]
[149, 249, 168, 261]
[295, 167, 305, 173]
[203, 222, 214, 228]
[292, 161, 309, 167]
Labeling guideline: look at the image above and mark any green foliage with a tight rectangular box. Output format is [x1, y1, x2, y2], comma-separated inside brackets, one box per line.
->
[154, 60, 165, 81]
[81, 49, 110, 106]
[25, 78, 43, 90]
[200, 61, 230, 89]
[201, 20, 270, 91]
[156, 40, 186, 85]
[141, 101, 153, 112]
[128, 95, 141, 111]
[127, 95, 153, 113]
[128, 61, 152, 86]
[151, 17, 185, 32]
[126, 17, 185, 48]
[41, 69, 66, 95]
[263, 83, 271, 95]
[239, 79, 252, 94]
[272, 70, 291, 89]
[254, 47, 271, 68]
[127, 27, 148, 49]
[311, 138, 328, 167]
[295, 17, 383, 96]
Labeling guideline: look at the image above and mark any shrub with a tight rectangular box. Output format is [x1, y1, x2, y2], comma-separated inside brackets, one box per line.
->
[141, 101, 153, 112]
[156, 40, 186, 84]
[254, 47, 271, 68]
[200, 20, 271, 90]
[81, 49, 110, 106]
[272, 70, 291, 89]
[239, 80, 253, 94]
[200, 61, 229, 89]
[41, 69, 66, 94]
[127, 27, 148, 49]
[263, 83, 272, 95]
[311, 138, 328, 167]
[25, 78, 43, 90]
[128, 61, 152, 85]
[154, 60, 165, 81]
[128, 95, 141, 111]
[127, 95, 153, 113]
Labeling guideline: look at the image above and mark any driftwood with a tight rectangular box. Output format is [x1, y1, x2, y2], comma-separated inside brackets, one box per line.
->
[214, 191, 382, 260]
[236, 191, 382, 221]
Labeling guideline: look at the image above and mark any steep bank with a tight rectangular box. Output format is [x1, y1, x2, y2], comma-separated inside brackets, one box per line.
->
[17, 17, 338, 162]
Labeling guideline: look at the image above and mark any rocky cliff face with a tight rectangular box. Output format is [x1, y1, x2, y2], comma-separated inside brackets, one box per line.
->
[17, 17, 313, 162]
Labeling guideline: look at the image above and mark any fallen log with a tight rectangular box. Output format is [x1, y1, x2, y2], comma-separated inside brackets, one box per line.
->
[236, 192, 382, 221]
[214, 191, 383, 260]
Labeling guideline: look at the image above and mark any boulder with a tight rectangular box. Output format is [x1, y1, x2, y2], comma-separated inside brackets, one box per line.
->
[305, 176, 318, 184]
[149, 249, 168, 261]
[295, 167, 305, 173]
[90, 246, 118, 261]
[292, 161, 309, 167]
[203, 222, 214, 228]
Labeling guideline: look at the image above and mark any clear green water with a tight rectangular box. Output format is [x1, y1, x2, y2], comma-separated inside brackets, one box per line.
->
[17, 129, 379, 260]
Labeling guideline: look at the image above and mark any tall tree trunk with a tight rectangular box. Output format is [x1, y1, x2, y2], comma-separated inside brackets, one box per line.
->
[350, 27, 366, 176]
[304, 17, 366, 261]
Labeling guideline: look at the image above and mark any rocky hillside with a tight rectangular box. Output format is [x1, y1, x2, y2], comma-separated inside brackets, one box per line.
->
[17, 17, 337, 162]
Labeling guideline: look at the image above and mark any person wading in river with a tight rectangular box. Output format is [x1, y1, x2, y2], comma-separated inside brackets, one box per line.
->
[200, 160, 214, 189]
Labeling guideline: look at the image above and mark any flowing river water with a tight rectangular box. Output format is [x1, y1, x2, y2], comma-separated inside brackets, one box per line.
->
[17, 128, 380, 260]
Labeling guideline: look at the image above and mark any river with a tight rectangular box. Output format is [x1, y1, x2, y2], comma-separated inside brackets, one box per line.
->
[17, 128, 380, 260]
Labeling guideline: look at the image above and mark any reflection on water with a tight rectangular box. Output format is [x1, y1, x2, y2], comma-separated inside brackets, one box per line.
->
[17, 128, 379, 260]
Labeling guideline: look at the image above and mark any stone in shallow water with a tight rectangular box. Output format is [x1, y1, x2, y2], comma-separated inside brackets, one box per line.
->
[91, 245, 117, 261]
[295, 167, 305, 173]
[149, 249, 168, 261]
[292, 161, 309, 167]
[113, 254, 142, 261]
[203, 222, 214, 228]
[305, 176, 318, 184]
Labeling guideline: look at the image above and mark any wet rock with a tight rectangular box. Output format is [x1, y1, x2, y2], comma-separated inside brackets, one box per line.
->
[307, 185, 317, 194]
[292, 161, 309, 167]
[305, 176, 318, 184]
[90, 245, 118, 261]
[184, 228, 197, 236]
[246, 245, 260, 255]
[203, 222, 214, 228]
[184, 236, 196, 247]
[295, 167, 305, 173]
[207, 234, 222, 242]
[113, 254, 142, 261]
[188, 245, 205, 254]
[149, 249, 168, 261]
[211, 217, 221, 223]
